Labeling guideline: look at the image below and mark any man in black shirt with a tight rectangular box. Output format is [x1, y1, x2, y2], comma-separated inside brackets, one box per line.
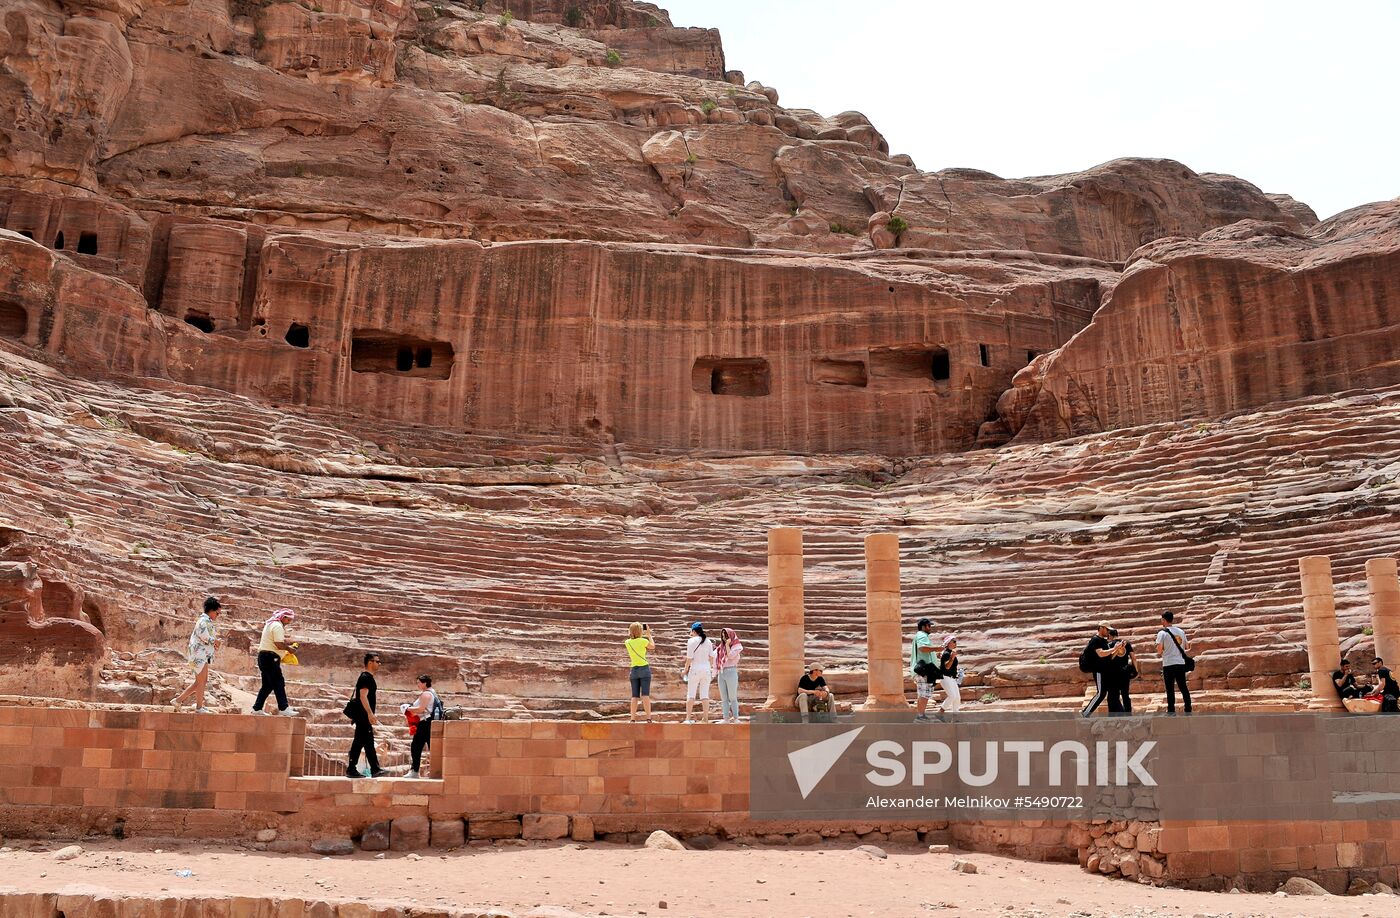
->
[1333, 659, 1361, 700]
[345, 652, 386, 778]
[1376, 667, 1399, 714]
[1080, 623, 1125, 718]
[795, 664, 835, 722]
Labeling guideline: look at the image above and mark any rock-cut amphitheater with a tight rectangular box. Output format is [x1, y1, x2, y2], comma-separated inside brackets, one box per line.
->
[1, 0, 1399, 909]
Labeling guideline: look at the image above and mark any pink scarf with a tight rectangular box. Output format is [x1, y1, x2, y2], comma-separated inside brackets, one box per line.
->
[265, 608, 295, 627]
[715, 628, 742, 668]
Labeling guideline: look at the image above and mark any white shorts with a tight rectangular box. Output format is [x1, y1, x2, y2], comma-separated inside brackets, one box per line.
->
[686, 668, 713, 701]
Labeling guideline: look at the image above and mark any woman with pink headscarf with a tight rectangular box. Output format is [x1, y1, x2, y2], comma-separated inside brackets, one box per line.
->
[715, 628, 744, 723]
[253, 608, 299, 716]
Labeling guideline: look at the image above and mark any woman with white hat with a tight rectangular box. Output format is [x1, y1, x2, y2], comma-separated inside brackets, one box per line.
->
[939, 635, 962, 713]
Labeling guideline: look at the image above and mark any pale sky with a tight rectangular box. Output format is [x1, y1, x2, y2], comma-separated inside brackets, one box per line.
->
[664, 0, 1399, 220]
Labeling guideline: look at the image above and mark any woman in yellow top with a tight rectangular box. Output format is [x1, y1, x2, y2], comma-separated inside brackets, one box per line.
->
[626, 622, 655, 722]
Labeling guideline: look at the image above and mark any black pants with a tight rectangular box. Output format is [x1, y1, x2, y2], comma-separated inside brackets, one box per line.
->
[1163, 664, 1192, 713]
[411, 719, 432, 773]
[1109, 676, 1132, 714]
[1082, 672, 1123, 716]
[1383, 694, 1399, 713]
[348, 716, 381, 774]
[253, 651, 288, 711]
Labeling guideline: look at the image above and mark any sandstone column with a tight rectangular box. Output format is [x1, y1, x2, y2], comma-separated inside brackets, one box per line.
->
[862, 532, 910, 710]
[1298, 556, 1344, 711]
[763, 527, 805, 711]
[1367, 558, 1400, 667]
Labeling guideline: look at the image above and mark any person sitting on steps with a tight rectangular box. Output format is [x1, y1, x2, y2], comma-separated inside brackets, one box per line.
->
[796, 664, 835, 721]
[1333, 658, 1361, 700]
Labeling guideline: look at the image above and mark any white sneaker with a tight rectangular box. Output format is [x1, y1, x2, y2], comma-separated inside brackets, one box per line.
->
[258, 706, 274, 715]
[195, 707, 211, 714]
[682, 719, 694, 725]
[280, 707, 299, 717]
[407, 769, 420, 779]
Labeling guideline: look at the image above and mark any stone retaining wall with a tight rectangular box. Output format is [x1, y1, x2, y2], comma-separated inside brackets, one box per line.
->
[0, 704, 1395, 891]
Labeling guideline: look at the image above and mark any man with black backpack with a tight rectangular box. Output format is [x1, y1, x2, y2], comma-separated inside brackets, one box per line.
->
[1079, 623, 1125, 717]
[1155, 611, 1193, 714]
[910, 617, 941, 722]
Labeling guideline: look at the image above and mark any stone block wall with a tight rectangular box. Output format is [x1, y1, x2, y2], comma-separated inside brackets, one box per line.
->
[0, 704, 304, 838]
[2, 704, 1397, 892]
[1088, 817, 1400, 893]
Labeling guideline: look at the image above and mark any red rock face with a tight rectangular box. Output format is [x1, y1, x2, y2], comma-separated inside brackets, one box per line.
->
[1000, 204, 1400, 441]
[0, 0, 1396, 722]
[0, 559, 104, 695]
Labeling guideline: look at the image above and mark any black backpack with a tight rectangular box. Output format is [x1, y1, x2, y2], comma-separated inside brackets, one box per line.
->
[428, 692, 446, 722]
[1078, 639, 1098, 673]
[914, 659, 942, 682]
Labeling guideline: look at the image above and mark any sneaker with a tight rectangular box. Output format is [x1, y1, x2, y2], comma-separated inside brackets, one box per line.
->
[344, 767, 360, 779]
[407, 769, 420, 779]
[913, 713, 932, 722]
[682, 719, 694, 725]
[170, 697, 183, 709]
[370, 769, 389, 779]
[280, 707, 299, 717]
[256, 706, 271, 715]
[194, 707, 211, 714]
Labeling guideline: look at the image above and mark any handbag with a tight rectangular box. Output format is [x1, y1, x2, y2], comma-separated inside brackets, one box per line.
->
[913, 660, 941, 681]
[1167, 630, 1195, 673]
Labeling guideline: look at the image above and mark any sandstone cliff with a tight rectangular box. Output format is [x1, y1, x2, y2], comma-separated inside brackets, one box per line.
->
[1, 0, 1396, 710]
[998, 201, 1400, 441]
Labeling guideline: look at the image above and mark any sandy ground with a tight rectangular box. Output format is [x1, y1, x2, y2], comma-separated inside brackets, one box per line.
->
[0, 839, 1392, 918]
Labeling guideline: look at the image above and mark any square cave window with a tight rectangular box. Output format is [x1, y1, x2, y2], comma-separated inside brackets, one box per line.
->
[811, 357, 869, 387]
[691, 357, 771, 397]
[284, 323, 310, 348]
[979, 343, 990, 367]
[869, 345, 951, 382]
[351, 331, 454, 380]
[77, 232, 98, 255]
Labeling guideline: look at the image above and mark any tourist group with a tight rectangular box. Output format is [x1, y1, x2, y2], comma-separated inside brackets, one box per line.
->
[170, 598, 439, 779]
[170, 596, 1398, 779]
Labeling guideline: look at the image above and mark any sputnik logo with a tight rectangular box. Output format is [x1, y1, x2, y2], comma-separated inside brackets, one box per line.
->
[788, 727, 865, 799]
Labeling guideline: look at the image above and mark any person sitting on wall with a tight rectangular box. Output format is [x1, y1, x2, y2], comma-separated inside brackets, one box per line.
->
[796, 664, 835, 722]
[1365, 656, 1387, 694]
[1376, 667, 1400, 713]
[1333, 659, 1361, 699]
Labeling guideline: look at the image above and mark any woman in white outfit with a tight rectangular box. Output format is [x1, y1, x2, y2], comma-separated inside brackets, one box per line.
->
[682, 621, 715, 723]
[939, 635, 962, 713]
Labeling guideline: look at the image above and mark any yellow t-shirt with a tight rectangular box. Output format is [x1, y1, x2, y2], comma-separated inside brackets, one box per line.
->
[258, 620, 286, 654]
[625, 636, 650, 668]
